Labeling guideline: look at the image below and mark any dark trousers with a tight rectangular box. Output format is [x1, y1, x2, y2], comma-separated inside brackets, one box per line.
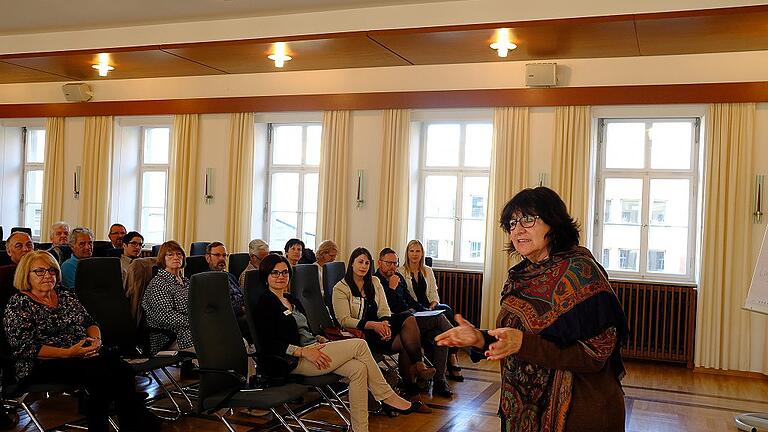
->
[416, 313, 452, 382]
[23, 353, 145, 431]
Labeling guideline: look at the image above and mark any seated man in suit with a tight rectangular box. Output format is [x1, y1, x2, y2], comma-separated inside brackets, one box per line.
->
[108, 223, 127, 249]
[205, 241, 249, 342]
[374, 247, 454, 398]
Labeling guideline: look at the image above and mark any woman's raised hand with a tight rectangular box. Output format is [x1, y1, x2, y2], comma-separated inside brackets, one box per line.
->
[435, 314, 484, 349]
[301, 344, 333, 370]
[485, 328, 523, 360]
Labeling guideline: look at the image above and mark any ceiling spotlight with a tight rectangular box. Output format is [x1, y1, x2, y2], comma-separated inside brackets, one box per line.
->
[268, 42, 292, 68]
[91, 53, 114, 77]
[490, 28, 517, 57]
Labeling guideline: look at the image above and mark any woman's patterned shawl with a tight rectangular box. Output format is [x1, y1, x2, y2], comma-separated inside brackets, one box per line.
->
[496, 246, 628, 432]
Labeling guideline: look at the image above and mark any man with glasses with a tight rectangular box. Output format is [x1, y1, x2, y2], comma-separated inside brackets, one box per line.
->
[375, 247, 454, 398]
[120, 231, 144, 284]
[239, 239, 269, 289]
[205, 241, 249, 340]
[108, 223, 127, 249]
[61, 227, 94, 290]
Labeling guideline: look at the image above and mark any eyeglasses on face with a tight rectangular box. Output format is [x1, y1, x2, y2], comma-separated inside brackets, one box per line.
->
[29, 267, 58, 277]
[505, 215, 540, 231]
[380, 259, 399, 266]
[127, 241, 144, 248]
[166, 251, 184, 258]
[269, 270, 290, 278]
[207, 253, 228, 259]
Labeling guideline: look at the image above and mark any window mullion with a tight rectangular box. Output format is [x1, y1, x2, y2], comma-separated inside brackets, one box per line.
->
[639, 175, 651, 278]
[454, 171, 463, 265]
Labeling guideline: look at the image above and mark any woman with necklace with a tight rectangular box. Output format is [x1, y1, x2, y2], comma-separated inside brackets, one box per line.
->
[252, 254, 420, 432]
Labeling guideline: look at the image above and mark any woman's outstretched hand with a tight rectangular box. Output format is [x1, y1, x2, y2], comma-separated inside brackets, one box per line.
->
[435, 314, 484, 349]
[485, 328, 523, 360]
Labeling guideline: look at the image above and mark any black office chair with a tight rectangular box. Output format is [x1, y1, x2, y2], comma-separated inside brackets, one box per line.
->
[189, 272, 310, 432]
[228, 253, 250, 280]
[189, 242, 210, 256]
[292, 264, 335, 335]
[74, 257, 195, 419]
[322, 262, 346, 319]
[0, 252, 10, 267]
[184, 255, 209, 279]
[244, 270, 351, 429]
[150, 244, 161, 257]
[35, 242, 52, 251]
[425, 256, 433, 267]
[9, 227, 31, 236]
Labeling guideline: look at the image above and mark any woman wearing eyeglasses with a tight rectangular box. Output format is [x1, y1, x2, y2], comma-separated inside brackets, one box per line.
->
[436, 187, 629, 432]
[253, 254, 420, 432]
[3, 251, 161, 432]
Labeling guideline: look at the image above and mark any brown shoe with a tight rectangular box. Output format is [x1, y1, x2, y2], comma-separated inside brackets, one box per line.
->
[413, 361, 436, 381]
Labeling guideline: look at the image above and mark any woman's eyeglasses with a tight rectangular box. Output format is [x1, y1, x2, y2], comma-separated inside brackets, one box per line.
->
[29, 268, 58, 277]
[269, 270, 290, 278]
[504, 215, 540, 231]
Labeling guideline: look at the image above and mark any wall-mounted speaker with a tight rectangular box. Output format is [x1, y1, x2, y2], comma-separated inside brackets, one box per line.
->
[62, 83, 93, 102]
[525, 63, 557, 87]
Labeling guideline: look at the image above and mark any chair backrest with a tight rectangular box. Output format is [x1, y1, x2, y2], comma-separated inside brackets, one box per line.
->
[322, 261, 346, 310]
[189, 271, 247, 410]
[291, 264, 334, 334]
[243, 270, 266, 353]
[150, 244, 161, 257]
[93, 246, 122, 258]
[425, 256, 433, 267]
[0, 251, 11, 267]
[10, 227, 31, 236]
[190, 242, 210, 256]
[74, 257, 138, 354]
[185, 255, 209, 279]
[228, 253, 250, 280]
[36, 242, 52, 251]
[0, 265, 18, 383]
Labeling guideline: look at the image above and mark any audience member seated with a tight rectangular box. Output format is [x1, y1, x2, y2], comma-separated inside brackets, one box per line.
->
[298, 247, 317, 264]
[0, 232, 34, 316]
[142, 240, 194, 354]
[108, 223, 127, 249]
[314, 240, 338, 293]
[60, 227, 93, 290]
[375, 247, 453, 397]
[46, 221, 70, 263]
[254, 254, 421, 432]
[284, 238, 304, 267]
[332, 247, 435, 405]
[121, 231, 144, 285]
[3, 250, 161, 432]
[205, 241, 249, 341]
[239, 239, 269, 288]
[401, 239, 464, 382]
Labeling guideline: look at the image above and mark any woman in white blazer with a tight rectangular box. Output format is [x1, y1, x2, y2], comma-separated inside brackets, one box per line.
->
[333, 247, 436, 397]
[401, 239, 464, 382]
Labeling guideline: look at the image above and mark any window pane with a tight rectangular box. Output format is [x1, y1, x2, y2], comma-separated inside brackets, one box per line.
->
[305, 125, 321, 166]
[270, 212, 298, 248]
[650, 122, 692, 170]
[25, 170, 44, 202]
[141, 171, 167, 207]
[424, 218, 454, 262]
[303, 173, 319, 214]
[270, 173, 299, 212]
[464, 124, 492, 167]
[143, 128, 169, 164]
[647, 179, 690, 275]
[302, 212, 317, 250]
[425, 124, 460, 167]
[460, 220, 484, 263]
[462, 176, 488, 220]
[24, 203, 42, 239]
[26, 129, 45, 163]
[424, 176, 457, 218]
[273, 125, 302, 165]
[602, 178, 643, 272]
[605, 122, 645, 169]
[141, 208, 165, 245]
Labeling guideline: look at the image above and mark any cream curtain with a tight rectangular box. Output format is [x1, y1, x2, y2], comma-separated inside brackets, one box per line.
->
[317, 110, 350, 258]
[41, 117, 66, 236]
[551, 105, 591, 235]
[167, 114, 200, 253]
[695, 103, 757, 371]
[225, 112, 255, 253]
[375, 109, 411, 256]
[480, 107, 530, 328]
[80, 116, 113, 237]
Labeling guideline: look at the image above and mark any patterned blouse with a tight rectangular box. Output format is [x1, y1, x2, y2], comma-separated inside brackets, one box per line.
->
[141, 268, 193, 353]
[3, 288, 97, 382]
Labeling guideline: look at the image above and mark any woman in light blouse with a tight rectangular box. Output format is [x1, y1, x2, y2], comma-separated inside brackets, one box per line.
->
[3, 251, 160, 431]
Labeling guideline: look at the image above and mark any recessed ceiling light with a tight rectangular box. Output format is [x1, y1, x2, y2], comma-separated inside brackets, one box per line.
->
[490, 28, 517, 57]
[268, 42, 292, 68]
[92, 53, 115, 77]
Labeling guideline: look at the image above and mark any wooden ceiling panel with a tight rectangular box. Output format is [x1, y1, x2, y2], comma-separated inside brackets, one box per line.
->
[164, 36, 410, 73]
[3, 49, 225, 80]
[0, 61, 73, 83]
[636, 10, 768, 55]
[369, 19, 639, 65]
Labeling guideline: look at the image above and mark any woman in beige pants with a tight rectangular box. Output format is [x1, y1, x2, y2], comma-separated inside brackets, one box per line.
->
[252, 254, 423, 432]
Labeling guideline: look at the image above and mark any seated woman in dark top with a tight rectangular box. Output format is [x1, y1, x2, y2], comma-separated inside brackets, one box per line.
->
[142, 240, 194, 354]
[3, 250, 160, 432]
[333, 247, 435, 402]
[253, 254, 419, 432]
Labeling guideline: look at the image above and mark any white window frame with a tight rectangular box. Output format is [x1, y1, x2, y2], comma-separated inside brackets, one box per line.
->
[21, 127, 45, 241]
[264, 122, 321, 248]
[593, 117, 701, 284]
[138, 126, 170, 245]
[416, 120, 491, 271]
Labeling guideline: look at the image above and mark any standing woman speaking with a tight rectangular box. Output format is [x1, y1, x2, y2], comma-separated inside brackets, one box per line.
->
[437, 187, 628, 432]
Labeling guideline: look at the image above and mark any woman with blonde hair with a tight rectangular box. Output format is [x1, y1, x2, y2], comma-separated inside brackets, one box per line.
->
[401, 239, 463, 381]
[314, 240, 339, 294]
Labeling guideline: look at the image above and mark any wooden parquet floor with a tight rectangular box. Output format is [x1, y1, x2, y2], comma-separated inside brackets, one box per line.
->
[8, 355, 768, 431]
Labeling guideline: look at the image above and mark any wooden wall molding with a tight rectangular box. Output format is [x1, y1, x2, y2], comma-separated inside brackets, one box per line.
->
[1, 81, 768, 118]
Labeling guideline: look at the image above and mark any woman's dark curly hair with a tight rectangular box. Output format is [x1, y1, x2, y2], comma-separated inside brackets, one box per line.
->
[499, 187, 580, 256]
